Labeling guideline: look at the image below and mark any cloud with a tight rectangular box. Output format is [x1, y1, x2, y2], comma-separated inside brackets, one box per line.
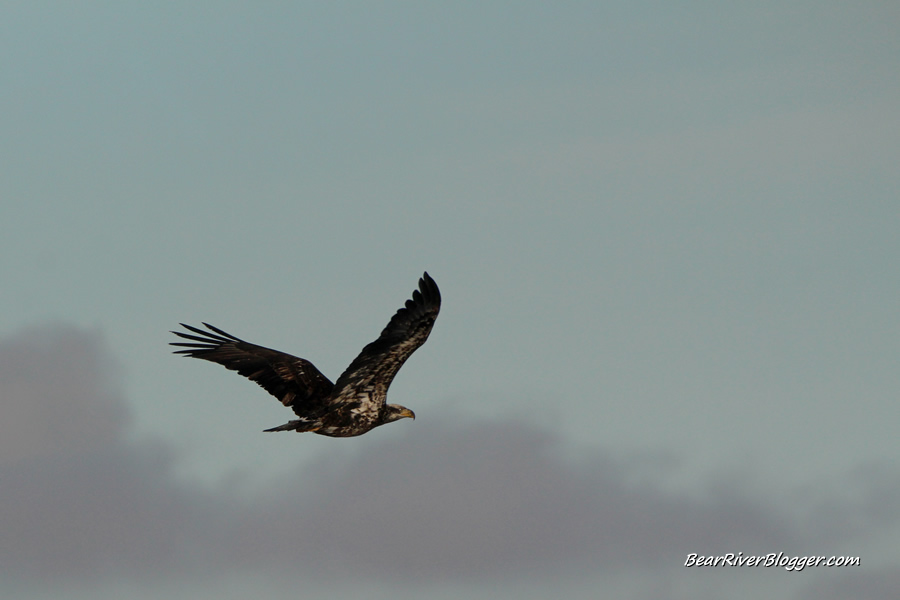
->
[1, 324, 897, 599]
[254, 419, 802, 579]
[0, 324, 129, 465]
[0, 325, 220, 581]
[796, 565, 900, 600]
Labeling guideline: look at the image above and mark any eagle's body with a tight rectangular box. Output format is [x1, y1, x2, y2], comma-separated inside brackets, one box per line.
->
[170, 272, 440, 437]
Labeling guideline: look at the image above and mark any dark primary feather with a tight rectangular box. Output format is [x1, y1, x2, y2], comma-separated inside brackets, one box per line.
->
[332, 272, 441, 399]
[170, 322, 335, 414]
[170, 272, 441, 437]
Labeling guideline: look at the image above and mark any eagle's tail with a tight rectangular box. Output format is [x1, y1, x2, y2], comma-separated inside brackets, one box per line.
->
[263, 419, 322, 433]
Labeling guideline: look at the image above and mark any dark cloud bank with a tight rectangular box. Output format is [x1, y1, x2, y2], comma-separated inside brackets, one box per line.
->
[1, 325, 897, 598]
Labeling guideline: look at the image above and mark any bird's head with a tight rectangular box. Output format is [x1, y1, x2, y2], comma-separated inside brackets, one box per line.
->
[383, 404, 416, 424]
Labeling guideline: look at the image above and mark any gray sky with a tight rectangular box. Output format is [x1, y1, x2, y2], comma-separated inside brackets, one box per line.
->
[2, 2, 899, 598]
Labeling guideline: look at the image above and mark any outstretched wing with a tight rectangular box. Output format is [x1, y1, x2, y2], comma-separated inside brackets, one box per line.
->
[331, 272, 441, 403]
[170, 323, 335, 415]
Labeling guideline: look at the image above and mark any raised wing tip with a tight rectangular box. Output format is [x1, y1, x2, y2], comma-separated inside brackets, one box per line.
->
[419, 272, 441, 306]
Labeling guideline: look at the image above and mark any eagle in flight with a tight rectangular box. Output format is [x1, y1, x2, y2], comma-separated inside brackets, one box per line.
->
[170, 272, 440, 437]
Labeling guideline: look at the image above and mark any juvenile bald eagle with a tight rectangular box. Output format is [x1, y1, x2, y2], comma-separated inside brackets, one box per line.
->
[170, 272, 440, 437]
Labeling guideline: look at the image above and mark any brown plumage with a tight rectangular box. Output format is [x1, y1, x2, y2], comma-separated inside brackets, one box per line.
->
[170, 272, 440, 437]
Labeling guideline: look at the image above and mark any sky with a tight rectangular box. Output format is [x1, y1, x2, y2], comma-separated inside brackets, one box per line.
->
[1, 2, 899, 598]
